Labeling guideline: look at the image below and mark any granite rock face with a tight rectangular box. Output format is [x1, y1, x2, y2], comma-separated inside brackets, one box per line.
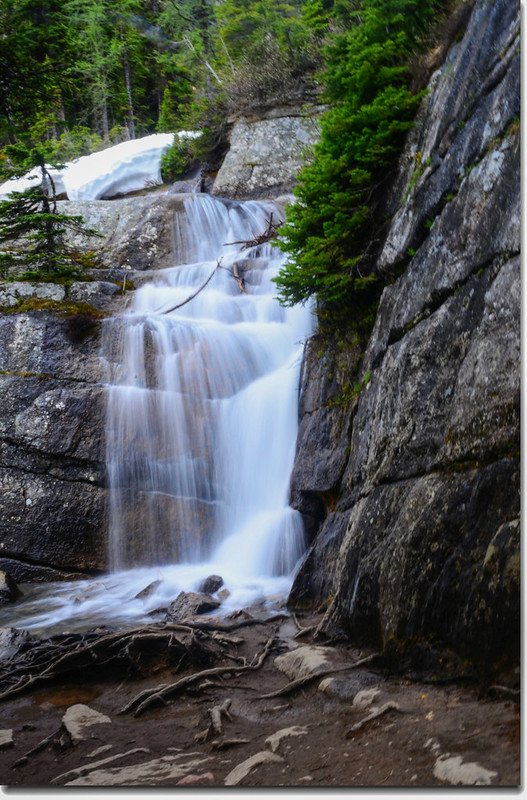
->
[212, 105, 323, 199]
[290, 0, 520, 670]
[57, 193, 187, 272]
[0, 310, 109, 576]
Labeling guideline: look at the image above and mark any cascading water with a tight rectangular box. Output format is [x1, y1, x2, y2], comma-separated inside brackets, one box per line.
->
[3, 194, 313, 633]
[106, 194, 312, 576]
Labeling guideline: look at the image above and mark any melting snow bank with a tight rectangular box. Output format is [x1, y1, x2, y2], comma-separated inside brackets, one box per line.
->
[0, 132, 200, 202]
[0, 564, 293, 636]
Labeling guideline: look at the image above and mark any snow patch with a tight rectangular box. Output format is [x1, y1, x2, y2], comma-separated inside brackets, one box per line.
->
[0, 132, 201, 202]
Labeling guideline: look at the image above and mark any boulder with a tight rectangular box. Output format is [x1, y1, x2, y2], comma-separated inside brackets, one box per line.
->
[134, 580, 163, 600]
[212, 106, 323, 199]
[165, 591, 221, 622]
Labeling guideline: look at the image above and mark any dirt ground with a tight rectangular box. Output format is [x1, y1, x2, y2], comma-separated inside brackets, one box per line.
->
[0, 612, 520, 788]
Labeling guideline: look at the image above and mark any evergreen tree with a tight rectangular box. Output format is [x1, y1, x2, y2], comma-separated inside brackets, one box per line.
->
[0, 149, 97, 279]
[275, 0, 440, 307]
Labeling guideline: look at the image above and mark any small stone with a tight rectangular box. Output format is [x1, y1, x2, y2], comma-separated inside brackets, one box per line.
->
[0, 730, 14, 750]
[176, 772, 215, 785]
[197, 575, 224, 594]
[62, 704, 111, 744]
[134, 580, 162, 600]
[218, 588, 231, 601]
[298, 775, 313, 783]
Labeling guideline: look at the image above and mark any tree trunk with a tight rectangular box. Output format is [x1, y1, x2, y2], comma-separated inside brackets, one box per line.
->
[123, 50, 135, 139]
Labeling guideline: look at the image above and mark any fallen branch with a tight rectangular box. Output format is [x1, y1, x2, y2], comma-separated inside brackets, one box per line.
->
[258, 653, 383, 700]
[158, 259, 222, 315]
[346, 702, 402, 736]
[224, 214, 281, 249]
[121, 633, 277, 717]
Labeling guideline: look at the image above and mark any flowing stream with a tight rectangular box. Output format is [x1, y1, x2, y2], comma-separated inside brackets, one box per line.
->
[2, 194, 313, 634]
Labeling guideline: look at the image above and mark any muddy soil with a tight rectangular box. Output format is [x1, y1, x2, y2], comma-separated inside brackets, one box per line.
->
[0, 612, 520, 788]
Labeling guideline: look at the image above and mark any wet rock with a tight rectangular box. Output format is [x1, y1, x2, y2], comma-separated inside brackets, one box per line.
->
[165, 591, 221, 622]
[274, 646, 332, 681]
[0, 627, 34, 660]
[265, 726, 308, 753]
[290, 0, 520, 672]
[0, 570, 22, 604]
[58, 194, 186, 272]
[62, 704, 111, 745]
[198, 575, 224, 594]
[224, 751, 284, 786]
[0, 730, 14, 750]
[218, 588, 231, 601]
[0, 558, 90, 583]
[134, 580, 163, 600]
[0, 311, 108, 574]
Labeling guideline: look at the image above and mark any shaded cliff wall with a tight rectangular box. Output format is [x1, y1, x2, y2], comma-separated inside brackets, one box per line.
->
[289, 0, 520, 669]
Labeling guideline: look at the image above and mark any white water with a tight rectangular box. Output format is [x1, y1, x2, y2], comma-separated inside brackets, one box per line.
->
[2, 194, 313, 634]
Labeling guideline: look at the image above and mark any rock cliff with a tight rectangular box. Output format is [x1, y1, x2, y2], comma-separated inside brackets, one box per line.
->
[289, 0, 520, 672]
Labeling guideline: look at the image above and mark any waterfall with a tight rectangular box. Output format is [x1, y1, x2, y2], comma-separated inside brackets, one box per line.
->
[0, 194, 313, 633]
[105, 194, 312, 579]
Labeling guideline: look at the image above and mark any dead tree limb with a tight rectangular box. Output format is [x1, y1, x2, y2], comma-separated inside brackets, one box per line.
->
[224, 214, 281, 249]
[158, 258, 223, 315]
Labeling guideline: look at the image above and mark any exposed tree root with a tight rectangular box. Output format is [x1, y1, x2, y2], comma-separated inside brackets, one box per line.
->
[257, 653, 383, 700]
[120, 632, 278, 717]
[346, 702, 402, 736]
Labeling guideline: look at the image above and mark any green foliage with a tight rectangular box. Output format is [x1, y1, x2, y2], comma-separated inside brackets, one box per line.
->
[0, 149, 99, 279]
[160, 138, 195, 183]
[275, 0, 441, 308]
